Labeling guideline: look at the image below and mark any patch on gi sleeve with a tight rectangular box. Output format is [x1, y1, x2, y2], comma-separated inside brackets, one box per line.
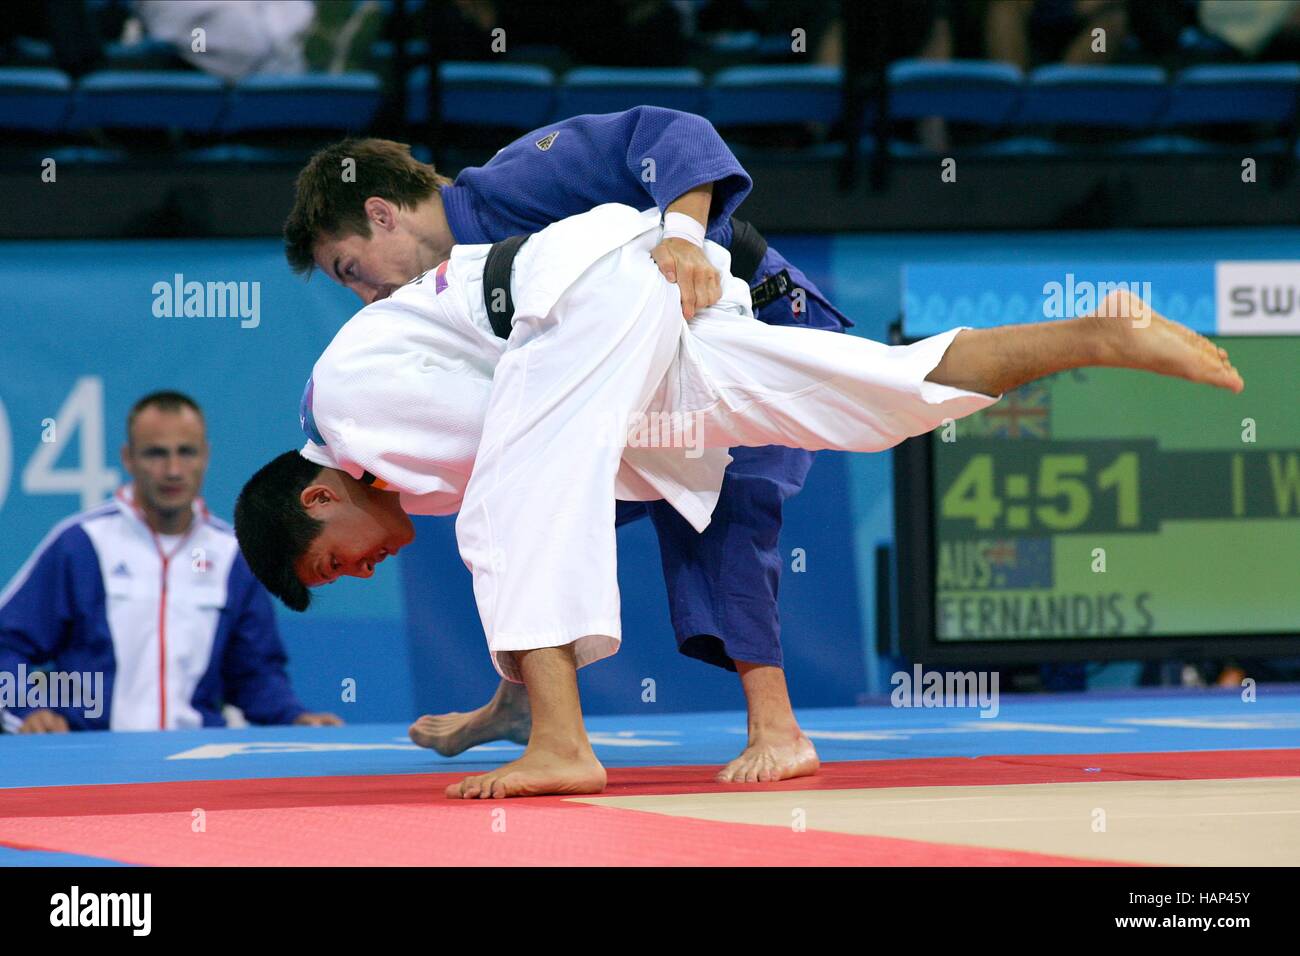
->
[299, 375, 327, 446]
[535, 130, 559, 151]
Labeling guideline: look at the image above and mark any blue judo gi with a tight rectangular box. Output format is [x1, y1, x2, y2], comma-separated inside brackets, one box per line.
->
[438, 107, 851, 670]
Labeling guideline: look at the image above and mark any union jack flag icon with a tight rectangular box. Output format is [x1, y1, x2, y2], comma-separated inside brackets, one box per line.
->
[967, 382, 1051, 439]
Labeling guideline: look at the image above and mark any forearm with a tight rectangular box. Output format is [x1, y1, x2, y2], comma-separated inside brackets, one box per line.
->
[666, 182, 713, 228]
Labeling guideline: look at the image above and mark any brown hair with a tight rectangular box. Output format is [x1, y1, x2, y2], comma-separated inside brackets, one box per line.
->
[283, 138, 454, 276]
[127, 390, 204, 447]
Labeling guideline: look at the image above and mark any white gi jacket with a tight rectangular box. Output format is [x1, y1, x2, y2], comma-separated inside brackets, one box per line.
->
[300, 205, 732, 533]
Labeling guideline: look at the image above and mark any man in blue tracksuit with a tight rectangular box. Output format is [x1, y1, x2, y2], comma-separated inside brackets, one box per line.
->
[0, 391, 341, 732]
[284, 108, 850, 782]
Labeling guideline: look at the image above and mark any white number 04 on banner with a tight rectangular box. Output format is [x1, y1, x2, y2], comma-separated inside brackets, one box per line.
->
[0, 377, 120, 513]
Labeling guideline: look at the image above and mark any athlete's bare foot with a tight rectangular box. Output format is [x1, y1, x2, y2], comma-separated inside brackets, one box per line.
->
[408, 680, 531, 757]
[1088, 291, 1244, 393]
[716, 728, 820, 784]
[444, 743, 607, 799]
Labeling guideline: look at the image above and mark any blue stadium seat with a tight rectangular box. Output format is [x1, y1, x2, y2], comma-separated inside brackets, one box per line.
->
[7, 38, 55, 65]
[103, 39, 182, 69]
[369, 39, 430, 62]
[962, 135, 1071, 157]
[703, 31, 761, 57]
[407, 62, 554, 127]
[0, 68, 72, 132]
[756, 34, 799, 60]
[1163, 64, 1300, 126]
[184, 144, 311, 164]
[888, 59, 1023, 125]
[68, 72, 226, 132]
[553, 67, 706, 120]
[709, 65, 843, 126]
[44, 145, 129, 164]
[1015, 65, 1168, 127]
[221, 73, 381, 133]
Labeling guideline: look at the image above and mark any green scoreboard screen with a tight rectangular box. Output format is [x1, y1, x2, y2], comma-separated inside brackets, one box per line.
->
[896, 337, 1300, 663]
[930, 332, 1294, 647]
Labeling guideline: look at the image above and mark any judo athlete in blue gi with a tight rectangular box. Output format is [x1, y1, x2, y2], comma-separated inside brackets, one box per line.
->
[284, 109, 852, 782]
[248, 200, 1242, 799]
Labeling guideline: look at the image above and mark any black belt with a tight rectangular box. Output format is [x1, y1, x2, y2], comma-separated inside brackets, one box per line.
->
[482, 232, 529, 340]
[728, 217, 767, 285]
[481, 216, 780, 339]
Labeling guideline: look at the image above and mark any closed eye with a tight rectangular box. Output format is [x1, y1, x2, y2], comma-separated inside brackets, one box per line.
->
[312, 556, 341, 588]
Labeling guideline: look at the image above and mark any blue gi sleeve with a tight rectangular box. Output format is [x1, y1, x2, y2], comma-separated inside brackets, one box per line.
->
[448, 107, 753, 241]
[0, 527, 80, 731]
[617, 106, 752, 226]
[220, 557, 307, 726]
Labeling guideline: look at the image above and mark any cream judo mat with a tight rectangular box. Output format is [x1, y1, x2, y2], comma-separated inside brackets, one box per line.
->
[577, 776, 1300, 866]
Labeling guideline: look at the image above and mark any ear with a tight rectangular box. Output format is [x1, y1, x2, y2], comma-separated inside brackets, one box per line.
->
[299, 481, 342, 512]
[119, 442, 131, 471]
[364, 196, 397, 231]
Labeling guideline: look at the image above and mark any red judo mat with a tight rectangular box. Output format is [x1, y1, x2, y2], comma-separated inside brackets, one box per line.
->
[1, 749, 1292, 866]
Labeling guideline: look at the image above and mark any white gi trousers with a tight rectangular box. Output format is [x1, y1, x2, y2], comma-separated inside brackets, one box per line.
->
[456, 225, 1000, 680]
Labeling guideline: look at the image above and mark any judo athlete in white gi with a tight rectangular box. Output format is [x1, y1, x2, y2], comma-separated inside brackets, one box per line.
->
[236, 203, 1243, 799]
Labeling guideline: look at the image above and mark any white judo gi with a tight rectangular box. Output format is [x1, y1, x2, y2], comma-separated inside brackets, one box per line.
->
[301, 204, 999, 679]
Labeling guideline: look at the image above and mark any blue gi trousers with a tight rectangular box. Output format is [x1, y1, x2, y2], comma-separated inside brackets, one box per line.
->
[615, 246, 851, 671]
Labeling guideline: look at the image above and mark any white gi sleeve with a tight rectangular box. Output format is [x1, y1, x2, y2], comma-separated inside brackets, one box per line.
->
[307, 339, 493, 516]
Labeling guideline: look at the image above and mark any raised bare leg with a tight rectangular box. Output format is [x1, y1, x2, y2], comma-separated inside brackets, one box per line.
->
[925, 291, 1243, 397]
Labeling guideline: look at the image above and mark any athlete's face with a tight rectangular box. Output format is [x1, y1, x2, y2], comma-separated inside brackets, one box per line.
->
[314, 228, 431, 306]
[311, 194, 455, 306]
[122, 406, 208, 518]
[293, 476, 415, 589]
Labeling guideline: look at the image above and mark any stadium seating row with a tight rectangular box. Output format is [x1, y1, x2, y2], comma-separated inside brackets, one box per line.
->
[1, 60, 1296, 143]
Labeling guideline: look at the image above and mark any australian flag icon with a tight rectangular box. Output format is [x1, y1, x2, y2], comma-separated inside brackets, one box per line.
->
[986, 538, 1053, 588]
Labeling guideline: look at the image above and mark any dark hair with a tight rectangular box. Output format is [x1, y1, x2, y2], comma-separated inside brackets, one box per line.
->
[234, 451, 327, 612]
[283, 137, 454, 276]
[127, 390, 204, 446]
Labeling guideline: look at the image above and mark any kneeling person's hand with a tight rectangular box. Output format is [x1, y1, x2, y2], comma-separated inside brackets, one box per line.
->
[18, 709, 69, 733]
[294, 711, 344, 726]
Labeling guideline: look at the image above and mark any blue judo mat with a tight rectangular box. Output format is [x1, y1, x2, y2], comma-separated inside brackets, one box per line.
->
[2, 685, 1297, 791]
